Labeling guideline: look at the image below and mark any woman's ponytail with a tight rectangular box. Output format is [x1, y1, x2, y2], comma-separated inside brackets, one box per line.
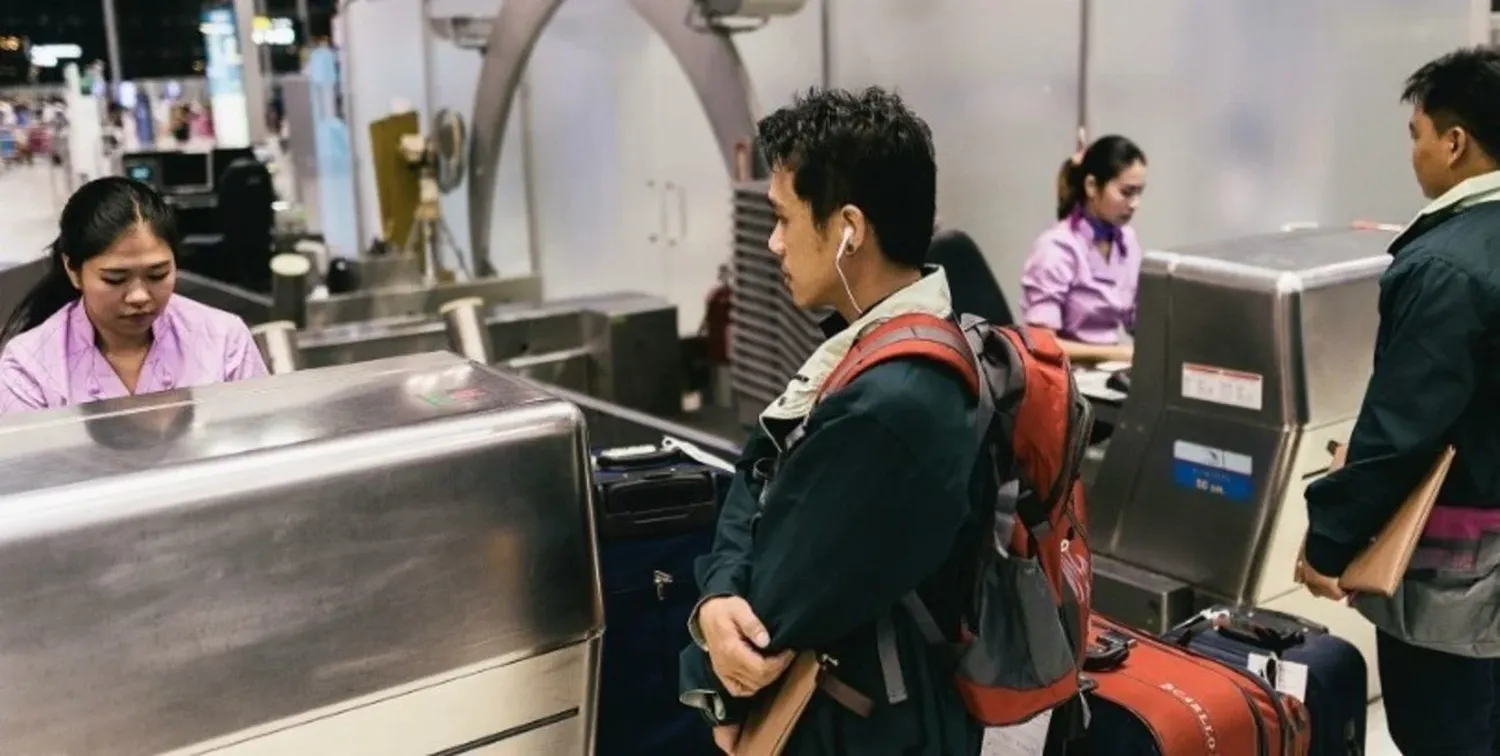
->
[0, 237, 80, 347]
[1055, 158, 1083, 221]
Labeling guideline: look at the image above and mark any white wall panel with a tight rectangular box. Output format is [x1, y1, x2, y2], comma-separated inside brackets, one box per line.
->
[343, 0, 427, 252]
[426, 0, 535, 277]
[524, 2, 664, 305]
[829, 0, 1083, 307]
[524, 1, 824, 334]
[651, 4, 825, 334]
[1088, 0, 1476, 250]
[735, 3, 827, 115]
[646, 38, 733, 335]
[346, 0, 823, 328]
[342, 0, 533, 275]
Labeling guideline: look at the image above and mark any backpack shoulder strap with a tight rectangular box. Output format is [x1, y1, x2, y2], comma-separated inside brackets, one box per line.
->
[1000, 323, 1069, 369]
[819, 313, 981, 401]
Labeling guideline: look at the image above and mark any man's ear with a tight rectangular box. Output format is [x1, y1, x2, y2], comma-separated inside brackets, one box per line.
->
[1448, 125, 1472, 168]
[839, 205, 869, 251]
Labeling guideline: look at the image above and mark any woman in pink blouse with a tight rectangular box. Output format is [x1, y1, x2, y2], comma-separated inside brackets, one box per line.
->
[0, 176, 267, 415]
[1020, 134, 1148, 365]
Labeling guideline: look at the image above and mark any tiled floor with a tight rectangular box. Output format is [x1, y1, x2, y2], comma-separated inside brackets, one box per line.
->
[0, 159, 1405, 755]
[1369, 702, 1397, 755]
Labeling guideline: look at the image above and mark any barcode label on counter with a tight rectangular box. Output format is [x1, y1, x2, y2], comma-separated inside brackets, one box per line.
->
[1181, 363, 1264, 411]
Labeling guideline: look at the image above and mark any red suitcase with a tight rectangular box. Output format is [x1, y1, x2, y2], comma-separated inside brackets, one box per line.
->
[1075, 617, 1312, 756]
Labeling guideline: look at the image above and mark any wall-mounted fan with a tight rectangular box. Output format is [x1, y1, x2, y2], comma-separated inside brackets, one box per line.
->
[432, 107, 467, 194]
[386, 106, 489, 279]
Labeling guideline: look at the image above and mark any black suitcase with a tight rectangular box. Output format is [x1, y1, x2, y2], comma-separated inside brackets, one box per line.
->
[1162, 606, 1367, 756]
[593, 443, 730, 756]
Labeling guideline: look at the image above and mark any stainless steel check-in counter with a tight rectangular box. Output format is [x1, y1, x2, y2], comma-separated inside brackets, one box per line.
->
[0, 352, 603, 755]
[265, 291, 684, 419]
[1088, 227, 1395, 695]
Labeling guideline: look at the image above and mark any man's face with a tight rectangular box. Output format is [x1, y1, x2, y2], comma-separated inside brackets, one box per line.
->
[767, 167, 840, 310]
[1410, 105, 1458, 200]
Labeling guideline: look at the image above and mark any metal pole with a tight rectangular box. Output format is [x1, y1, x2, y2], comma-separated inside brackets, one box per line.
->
[419, 0, 436, 120]
[517, 75, 540, 279]
[101, 0, 123, 85]
[1077, 0, 1091, 135]
[251, 321, 305, 374]
[296, 0, 312, 38]
[256, 0, 273, 98]
[269, 253, 311, 327]
[440, 297, 495, 364]
[233, 0, 270, 144]
[337, 5, 367, 249]
[818, 0, 832, 88]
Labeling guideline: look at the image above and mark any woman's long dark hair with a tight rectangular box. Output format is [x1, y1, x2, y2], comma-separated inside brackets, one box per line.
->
[1056, 134, 1147, 220]
[0, 177, 179, 345]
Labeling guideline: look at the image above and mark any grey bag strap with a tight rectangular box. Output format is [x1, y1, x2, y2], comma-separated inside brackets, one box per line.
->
[876, 616, 909, 704]
[876, 317, 1010, 705]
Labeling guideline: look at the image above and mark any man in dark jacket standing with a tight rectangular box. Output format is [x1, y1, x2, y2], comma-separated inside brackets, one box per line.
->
[1299, 46, 1500, 754]
[678, 87, 987, 755]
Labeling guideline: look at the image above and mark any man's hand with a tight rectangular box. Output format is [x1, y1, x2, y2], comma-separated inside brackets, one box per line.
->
[1295, 548, 1348, 601]
[700, 596, 794, 697]
[713, 724, 740, 754]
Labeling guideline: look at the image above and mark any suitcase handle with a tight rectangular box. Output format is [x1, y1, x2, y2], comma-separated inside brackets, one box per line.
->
[1176, 617, 1303, 655]
[1083, 631, 1132, 672]
[596, 444, 687, 469]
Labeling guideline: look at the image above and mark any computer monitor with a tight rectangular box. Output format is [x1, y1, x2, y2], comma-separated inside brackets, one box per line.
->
[123, 158, 158, 187]
[159, 152, 213, 192]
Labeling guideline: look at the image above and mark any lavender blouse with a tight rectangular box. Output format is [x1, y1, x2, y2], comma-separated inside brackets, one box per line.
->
[0, 295, 267, 415]
[1020, 214, 1142, 345]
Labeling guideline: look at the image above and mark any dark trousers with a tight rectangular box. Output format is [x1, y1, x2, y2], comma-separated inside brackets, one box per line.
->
[1379, 630, 1500, 754]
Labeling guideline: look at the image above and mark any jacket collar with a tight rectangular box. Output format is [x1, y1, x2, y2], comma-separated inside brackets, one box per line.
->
[761, 265, 952, 428]
[1391, 170, 1500, 255]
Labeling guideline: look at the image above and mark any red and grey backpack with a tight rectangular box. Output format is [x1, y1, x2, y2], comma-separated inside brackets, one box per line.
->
[817, 312, 1094, 727]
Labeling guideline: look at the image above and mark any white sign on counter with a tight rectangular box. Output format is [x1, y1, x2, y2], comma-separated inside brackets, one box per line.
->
[1181, 362, 1264, 411]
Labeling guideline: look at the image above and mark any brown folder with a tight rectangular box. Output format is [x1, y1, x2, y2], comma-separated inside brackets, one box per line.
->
[1323, 441, 1456, 597]
[734, 652, 824, 756]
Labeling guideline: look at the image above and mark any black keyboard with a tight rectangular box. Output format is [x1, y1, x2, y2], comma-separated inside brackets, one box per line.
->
[1107, 367, 1132, 394]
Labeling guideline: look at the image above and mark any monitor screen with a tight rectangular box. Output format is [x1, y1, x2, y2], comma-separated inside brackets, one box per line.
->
[159, 152, 212, 190]
[124, 162, 156, 185]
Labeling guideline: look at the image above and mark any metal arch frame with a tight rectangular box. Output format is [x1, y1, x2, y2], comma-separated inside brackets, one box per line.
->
[466, 0, 761, 271]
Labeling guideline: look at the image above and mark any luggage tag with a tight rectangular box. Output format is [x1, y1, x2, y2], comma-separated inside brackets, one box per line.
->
[982, 710, 1051, 756]
[1246, 652, 1309, 702]
[662, 436, 736, 473]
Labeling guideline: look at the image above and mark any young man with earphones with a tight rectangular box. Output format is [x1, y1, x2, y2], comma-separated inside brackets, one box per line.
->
[680, 87, 987, 755]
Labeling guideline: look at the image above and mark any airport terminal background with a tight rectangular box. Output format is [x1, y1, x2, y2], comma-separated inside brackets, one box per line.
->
[8, 0, 1500, 753]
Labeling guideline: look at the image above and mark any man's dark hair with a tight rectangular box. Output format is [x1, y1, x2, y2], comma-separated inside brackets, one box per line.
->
[1402, 46, 1500, 162]
[757, 87, 937, 268]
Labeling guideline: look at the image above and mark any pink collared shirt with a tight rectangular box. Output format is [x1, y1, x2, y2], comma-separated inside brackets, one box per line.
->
[1020, 215, 1143, 345]
[0, 295, 267, 415]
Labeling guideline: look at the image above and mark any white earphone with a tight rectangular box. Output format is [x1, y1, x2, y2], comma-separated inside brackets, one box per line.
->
[835, 224, 861, 316]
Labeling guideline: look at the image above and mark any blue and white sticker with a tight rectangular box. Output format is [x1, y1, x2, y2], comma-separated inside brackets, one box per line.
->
[1171, 440, 1255, 502]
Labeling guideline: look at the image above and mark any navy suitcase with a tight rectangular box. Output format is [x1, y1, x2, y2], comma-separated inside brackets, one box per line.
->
[593, 443, 730, 756]
[1162, 606, 1367, 756]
